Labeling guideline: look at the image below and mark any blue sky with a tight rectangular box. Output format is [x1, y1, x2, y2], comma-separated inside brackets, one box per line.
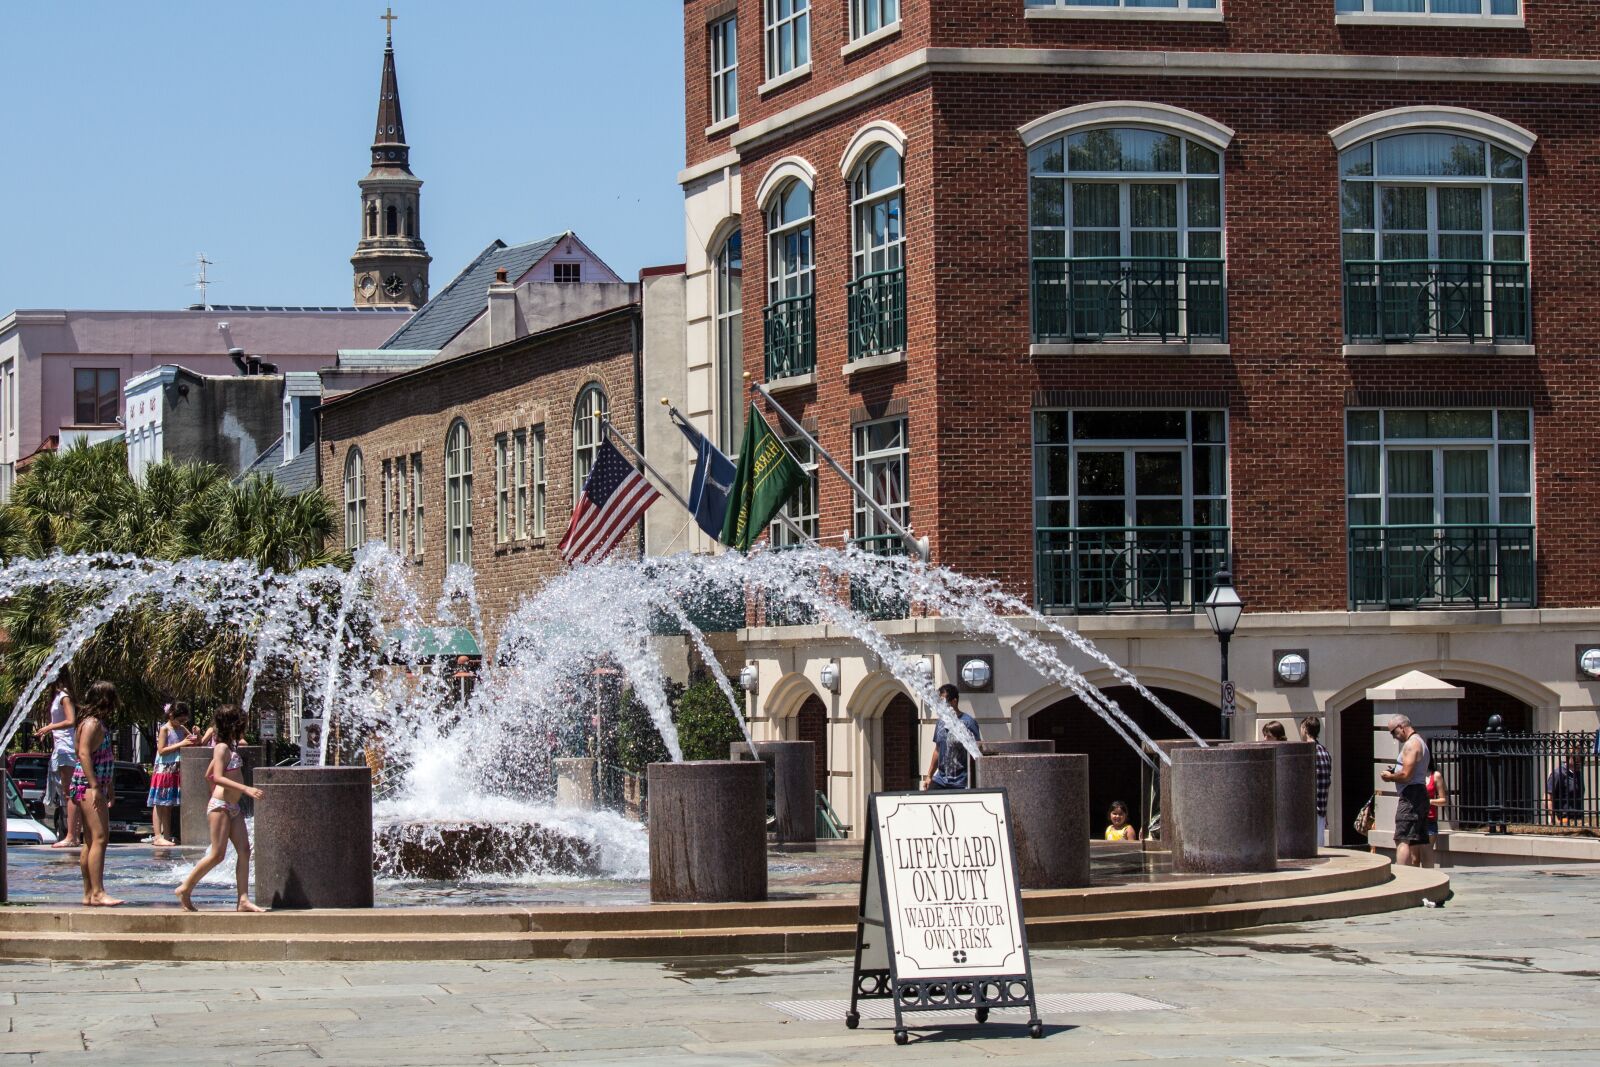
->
[0, 2, 686, 310]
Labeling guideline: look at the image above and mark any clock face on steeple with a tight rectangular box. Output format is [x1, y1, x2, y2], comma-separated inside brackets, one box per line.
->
[384, 274, 405, 299]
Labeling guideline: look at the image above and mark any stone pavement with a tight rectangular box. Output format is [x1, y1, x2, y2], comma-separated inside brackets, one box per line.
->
[0, 863, 1596, 1066]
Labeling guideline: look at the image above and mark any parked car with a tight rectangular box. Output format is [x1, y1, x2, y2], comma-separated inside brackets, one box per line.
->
[6, 752, 50, 816]
[7, 775, 56, 845]
[46, 760, 153, 842]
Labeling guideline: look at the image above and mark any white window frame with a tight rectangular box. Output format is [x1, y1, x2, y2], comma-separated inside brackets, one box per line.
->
[397, 454, 411, 558]
[771, 436, 818, 546]
[573, 385, 608, 503]
[532, 426, 547, 537]
[1345, 408, 1532, 529]
[409, 453, 424, 558]
[766, 180, 815, 304]
[494, 432, 512, 545]
[343, 447, 366, 551]
[381, 458, 396, 552]
[1335, 0, 1520, 27]
[852, 417, 909, 546]
[445, 420, 473, 565]
[709, 13, 738, 126]
[850, 146, 905, 281]
[850, 0, 899, 40]
[1026, 0, 1223, 20]
[763, 0, 810, 83]
[513, 428, 529, 540]
[714, 230, 745, 453]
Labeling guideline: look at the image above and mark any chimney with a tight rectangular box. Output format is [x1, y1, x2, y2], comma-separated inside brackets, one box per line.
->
[487, 266, 517, 346]
[228, 347, 248, 375]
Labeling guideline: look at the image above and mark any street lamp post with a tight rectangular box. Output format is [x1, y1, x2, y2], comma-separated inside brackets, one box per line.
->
[1203, 569, 1244, 736]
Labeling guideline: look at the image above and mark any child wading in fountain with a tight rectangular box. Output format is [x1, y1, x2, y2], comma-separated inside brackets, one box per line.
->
[176, 705, 264, 912]
[147, 702, 194, 845]
[1105, 800, 1139, 842]
[34, 670, 81, 849]
[71, 681, 124, 906]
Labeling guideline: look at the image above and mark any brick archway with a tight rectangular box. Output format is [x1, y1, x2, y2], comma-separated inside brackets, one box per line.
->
[795, 694, 828, 794]
[881, 694, 919, 792]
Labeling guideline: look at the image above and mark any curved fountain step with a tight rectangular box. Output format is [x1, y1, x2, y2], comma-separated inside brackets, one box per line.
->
[0, 859, 1445, 962]
[0, 850, 1390, 936]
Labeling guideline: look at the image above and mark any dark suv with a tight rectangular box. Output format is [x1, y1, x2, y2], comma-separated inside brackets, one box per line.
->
[47, 760, 153, 841]
[5, 753, 50, 817]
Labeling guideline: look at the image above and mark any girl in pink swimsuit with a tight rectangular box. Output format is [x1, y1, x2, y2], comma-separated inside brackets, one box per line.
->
[175, 705, 264, 912]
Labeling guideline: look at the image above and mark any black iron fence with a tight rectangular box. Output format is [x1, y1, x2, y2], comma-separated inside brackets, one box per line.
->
[1035, 525, 1228, 614]
[1433, 730, 1597, 832]
[1342, 259, 1530, 345]
[1348, 524, 1535, 610]
[764, 294, 816, 380]
[847, 267, 906, 361]
[1032, 256, 1226, 344]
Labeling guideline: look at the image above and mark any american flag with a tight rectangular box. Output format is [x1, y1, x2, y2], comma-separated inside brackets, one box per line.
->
[558, 438, 660, 565]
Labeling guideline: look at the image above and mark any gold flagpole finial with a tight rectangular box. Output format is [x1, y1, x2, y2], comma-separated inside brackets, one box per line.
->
[659, 397, 670, 406]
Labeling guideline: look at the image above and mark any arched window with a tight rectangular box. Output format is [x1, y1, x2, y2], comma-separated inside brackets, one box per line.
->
[445, 420, 473, 564]
[713, 230, 744, 452]
[343, 447, 366, 550]
[365, 202, 377, 238]
[848, 146, 905, 359]
[385, 204, 398, 237]
[404, 204, 414, 237]
[764, 179, 815, 378]
[1028, 126, 1224, 343]
[1339, 131, 1528, 344]
[572, 385, 608, 502]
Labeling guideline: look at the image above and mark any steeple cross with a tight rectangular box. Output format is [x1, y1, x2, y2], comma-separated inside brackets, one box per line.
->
[380, 7, 398, 37]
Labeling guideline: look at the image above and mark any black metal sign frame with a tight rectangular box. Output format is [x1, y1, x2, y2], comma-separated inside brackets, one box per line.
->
[846, 788, 1042, 1044]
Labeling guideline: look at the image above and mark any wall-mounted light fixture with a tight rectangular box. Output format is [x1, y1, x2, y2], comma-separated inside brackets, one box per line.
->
[1578, 645, 1600, 680]
[959, 655, 994, 693]
[818, 661, 840, 693]
[739, 664, 759, 692]
[1273, 649, 1309, 688]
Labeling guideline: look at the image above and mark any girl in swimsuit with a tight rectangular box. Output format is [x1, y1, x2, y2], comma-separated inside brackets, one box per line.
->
[175, 704, 264, 912]
[33, 669, 81, 849]
[71, 681, 123, 907]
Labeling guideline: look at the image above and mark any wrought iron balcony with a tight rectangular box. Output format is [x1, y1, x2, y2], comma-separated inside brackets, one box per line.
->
[850, 532, 911, 620]
[1035, 526, 1228, 614]
[1031, 257, 1226, 344]
[1342, 259, 1529, 344]
[847, 267, 906, 362]
[1348, 524, 1535, 610]
[763, 294, 815, 380]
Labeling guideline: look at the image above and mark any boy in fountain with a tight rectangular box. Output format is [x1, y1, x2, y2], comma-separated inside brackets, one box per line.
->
[922, 684, 980, 791]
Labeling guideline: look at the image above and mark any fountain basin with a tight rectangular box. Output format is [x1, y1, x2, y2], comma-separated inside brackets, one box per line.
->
[374, 819, 601, 881]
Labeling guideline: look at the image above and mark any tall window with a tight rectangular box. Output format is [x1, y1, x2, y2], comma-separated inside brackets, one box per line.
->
[73, 368, 120, 425]
[343, 448, 366, 551]
[494, 433, 512, 544]
[513, 428, 529, 540]
[849, 146, 906, 360]
[381, 459, 397, 552]
[1029, 127, 1224, 342]
[852, 418, 909, 548]
[1340, 131, 1528, 343]
[851, 0, 898, 37]
[397, 455, 411, 557]
[573, 385, 608, 501]
[1336, 0, 1518, 15]
[764, 0, 809, 81]
[771, 436, 819, 546]
[715, 230, 745, 451]
[445, 420, 473, 565]
[709, 14, 738, 124]
[767, 181, 814, 305]
[1032, 410, 1228, 612]
[409, 453, 424, 558]
[1347, 408, 1533, 608]
[1027, 0, 1217, 9]
[532, 427, 548, 537]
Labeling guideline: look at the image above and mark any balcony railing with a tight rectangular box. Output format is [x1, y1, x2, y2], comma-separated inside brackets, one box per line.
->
[764, 294, 815, 380]
[850, 532, 911, 620]
[1342, 259, 1529, 344]
[1035, 526, 1228, 614]
[1433, 731, 1597, 833]
[1348, 524, 1534, 610]
[847, 267, 906, 362]
[1031, 257, 1226, 344]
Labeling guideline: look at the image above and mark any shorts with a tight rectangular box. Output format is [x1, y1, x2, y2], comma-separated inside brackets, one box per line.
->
[1394, 784, 1431, 844]
[51, 750, 77, 772]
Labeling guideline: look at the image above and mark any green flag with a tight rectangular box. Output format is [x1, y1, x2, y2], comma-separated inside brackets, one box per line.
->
[720, 402, 807, 552]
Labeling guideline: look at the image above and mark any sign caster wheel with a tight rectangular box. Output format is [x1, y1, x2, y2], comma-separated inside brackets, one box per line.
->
[894, 1030, 909, 1046]
[975, 1008, 989, 1023]
[845, 1011, 859, 1030]
[1030, 1021, 1044, 1039]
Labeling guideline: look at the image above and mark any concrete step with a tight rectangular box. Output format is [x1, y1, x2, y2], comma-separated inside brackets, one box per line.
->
[0, 862, 1446, 962]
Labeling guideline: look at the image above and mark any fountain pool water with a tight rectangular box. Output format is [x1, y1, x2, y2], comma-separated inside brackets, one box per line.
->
[0, 542, 1205, 891]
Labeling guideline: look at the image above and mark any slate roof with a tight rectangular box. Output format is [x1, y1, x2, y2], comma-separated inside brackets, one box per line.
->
[234, 437, 318, 496]
[233, 437, 285, 485]
[335, 348, 440, 368]
[379, 233, 568, 351]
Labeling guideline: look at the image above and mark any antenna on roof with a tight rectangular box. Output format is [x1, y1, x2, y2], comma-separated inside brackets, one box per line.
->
[193, 253, 215, 310]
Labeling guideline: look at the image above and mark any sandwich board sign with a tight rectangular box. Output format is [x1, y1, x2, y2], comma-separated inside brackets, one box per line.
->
[847, 789, 1041, 1044]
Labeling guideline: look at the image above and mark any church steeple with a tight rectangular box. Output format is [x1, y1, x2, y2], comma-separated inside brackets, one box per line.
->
[352, 8, 430, 310]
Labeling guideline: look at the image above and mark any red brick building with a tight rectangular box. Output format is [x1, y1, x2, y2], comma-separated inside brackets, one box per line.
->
[678, 0, 1600, 844]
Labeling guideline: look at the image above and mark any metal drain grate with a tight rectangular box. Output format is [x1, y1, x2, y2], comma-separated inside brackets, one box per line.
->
[768, 992, 1176, 1022]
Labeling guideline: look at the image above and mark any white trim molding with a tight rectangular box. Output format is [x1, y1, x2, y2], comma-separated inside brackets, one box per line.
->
[758, 62, 812, 97]
[842, 21, 901, 58]
[1026, 6, 1224, 21]
[839, 119, 910, 177]
[1018, 100, 1236, 149]
[1334, 13, 1523, 30]
[754, 155, 818, 209]
[1328, 106, 1537, 154]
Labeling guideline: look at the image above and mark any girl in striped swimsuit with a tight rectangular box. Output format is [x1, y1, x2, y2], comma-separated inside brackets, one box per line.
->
[175, 705, 265, 912]
[70, 681, 124, 907]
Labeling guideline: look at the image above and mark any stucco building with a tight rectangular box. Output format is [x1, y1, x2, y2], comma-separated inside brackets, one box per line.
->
[676, 0, 1600, 843]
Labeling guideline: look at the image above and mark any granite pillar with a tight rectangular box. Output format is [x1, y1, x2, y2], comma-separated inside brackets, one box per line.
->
[976, 739, 1055, 757]
[178, 747, 212, 846]
[1, 770, 8, 902]
[554, 757, 597, 810]
[1270, 741, 1320, 859]
[1153, 739, 1205, 853]
[649, 761, 767, 903]
[972, 753, 1090, 888]
[1169, 744, 1277, 874]
[755, 741, 816, 847]
[254, 766, 374, 909]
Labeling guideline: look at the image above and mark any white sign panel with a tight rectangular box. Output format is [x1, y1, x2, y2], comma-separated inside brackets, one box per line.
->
[298, 718, 324, 766]
[874, 792, 1025, 980]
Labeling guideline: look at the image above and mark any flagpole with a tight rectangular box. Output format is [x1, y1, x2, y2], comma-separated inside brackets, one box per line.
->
[746, 376, 928, 561]
[662, 400, 815, 547]
[598, 415, 694, 516]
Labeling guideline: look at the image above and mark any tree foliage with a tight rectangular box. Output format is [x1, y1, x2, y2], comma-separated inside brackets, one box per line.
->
[0, 438, 344, 735]
[616, 673, 748, 771]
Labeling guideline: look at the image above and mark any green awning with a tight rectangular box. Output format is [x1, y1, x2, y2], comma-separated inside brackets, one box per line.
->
[384, 627, 481, 660]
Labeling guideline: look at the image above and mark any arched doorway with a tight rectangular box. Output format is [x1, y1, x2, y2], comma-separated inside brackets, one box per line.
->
[1027, 686, 1218, 838]
[882, 694, 919, 791]
[1336, 678, 1532, 846]
[795, 695, 828, 794]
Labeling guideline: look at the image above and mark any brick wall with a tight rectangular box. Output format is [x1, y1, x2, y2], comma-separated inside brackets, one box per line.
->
[319, 308, 641, 650]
